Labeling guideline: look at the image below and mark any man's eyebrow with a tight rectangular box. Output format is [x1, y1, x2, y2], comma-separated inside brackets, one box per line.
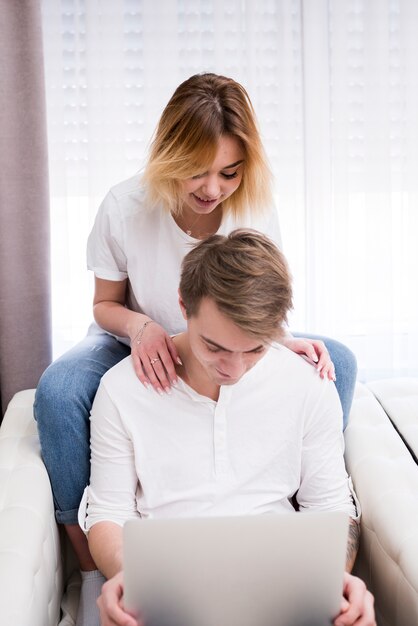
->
[222, 159, 244, 170]
[201, 335, 264, 353]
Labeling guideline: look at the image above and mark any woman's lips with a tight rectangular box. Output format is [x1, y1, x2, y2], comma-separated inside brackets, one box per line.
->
[192, 193, 220, 208]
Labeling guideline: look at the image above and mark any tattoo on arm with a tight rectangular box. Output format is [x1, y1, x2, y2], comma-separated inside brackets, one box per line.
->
[346, 519, 360, 572]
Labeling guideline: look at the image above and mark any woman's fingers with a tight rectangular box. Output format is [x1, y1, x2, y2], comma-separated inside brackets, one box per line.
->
[142, 352, 172, 395]
[309, 339, 336, 381]
[130, 322, 179, 393]
[131, 351, 151, 388]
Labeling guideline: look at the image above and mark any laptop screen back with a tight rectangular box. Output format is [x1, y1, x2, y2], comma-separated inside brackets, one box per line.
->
[123, 511, 348, 626]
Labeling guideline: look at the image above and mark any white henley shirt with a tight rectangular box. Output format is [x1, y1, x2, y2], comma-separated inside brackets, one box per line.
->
[80, 343, 357, 531]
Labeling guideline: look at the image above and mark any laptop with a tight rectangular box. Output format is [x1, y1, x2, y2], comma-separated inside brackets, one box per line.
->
[123, 511, 348, 626]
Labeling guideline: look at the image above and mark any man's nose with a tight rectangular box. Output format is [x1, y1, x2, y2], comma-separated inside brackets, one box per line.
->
[224, 353, 246, 377]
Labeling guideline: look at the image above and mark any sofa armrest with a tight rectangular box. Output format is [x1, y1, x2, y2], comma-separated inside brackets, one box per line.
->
[345, 382, 418, 626]
[367, 377, 418, 462]
[0, 389, 63, 626]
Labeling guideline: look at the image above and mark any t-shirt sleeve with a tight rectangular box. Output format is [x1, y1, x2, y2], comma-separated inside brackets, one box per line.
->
[296, 380, 359, 520]
[264, 204, 282, 250]
[87, 189, 128, 281]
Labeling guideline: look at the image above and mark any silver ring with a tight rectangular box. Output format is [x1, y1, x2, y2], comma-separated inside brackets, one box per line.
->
[150, 357, 161, 365]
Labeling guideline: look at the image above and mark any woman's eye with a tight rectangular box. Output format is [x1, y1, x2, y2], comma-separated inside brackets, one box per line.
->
[206, 346, 221, 353]
[222, 171, 238, 180]
[191, 173, 205, 180]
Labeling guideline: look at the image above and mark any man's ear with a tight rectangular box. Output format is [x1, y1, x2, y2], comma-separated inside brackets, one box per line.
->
[178, 289, 188, 321]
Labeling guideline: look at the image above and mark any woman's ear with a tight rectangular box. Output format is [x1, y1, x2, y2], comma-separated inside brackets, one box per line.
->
[178, 289, 188, 321]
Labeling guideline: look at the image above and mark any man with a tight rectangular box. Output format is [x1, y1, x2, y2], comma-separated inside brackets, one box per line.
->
[80, 230, 375, 626]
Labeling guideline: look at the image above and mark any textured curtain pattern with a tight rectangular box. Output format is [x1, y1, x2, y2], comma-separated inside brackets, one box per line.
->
[41, 0, 418, 380]
[0, 0, 51, 417]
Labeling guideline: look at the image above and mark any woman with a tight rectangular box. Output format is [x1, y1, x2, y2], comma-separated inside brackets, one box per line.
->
[34, 73, 357, 626]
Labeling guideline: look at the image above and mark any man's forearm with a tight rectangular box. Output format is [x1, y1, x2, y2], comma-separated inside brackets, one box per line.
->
[88, 521, 124, 579]
[346, 518, 360, 572]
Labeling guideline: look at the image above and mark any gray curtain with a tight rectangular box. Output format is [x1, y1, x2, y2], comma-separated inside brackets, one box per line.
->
[0, 0, 51, 417]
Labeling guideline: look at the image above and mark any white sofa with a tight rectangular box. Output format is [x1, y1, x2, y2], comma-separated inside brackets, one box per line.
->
[344, 378, 418, 626]
[0, 381, 417, 626]
[0, 389, 79, 626]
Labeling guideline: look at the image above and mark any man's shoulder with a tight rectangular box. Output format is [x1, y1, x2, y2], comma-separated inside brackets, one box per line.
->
[100, 355, 137, 394]
[249, 343, 339, 405]
[263, 343, 317, 378]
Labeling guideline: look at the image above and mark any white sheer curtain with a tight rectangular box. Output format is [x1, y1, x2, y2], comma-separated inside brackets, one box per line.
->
[42, 0, 418, 381]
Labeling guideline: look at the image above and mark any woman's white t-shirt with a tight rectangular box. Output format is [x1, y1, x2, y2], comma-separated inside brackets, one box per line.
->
[87, 174, 282, 342]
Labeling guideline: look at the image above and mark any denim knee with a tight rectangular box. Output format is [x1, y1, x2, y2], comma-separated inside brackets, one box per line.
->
[318, 337, 357, 429]
[34, 359, 97, 523]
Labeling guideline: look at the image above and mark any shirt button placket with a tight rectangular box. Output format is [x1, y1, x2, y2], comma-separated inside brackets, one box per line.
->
[213, 401, 228, 477]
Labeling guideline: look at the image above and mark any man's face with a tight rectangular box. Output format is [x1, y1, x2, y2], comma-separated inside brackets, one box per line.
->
[180, 296, 269, 386]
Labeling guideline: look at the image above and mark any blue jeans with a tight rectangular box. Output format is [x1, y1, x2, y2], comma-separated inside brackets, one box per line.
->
[34, 331, 130, 525]
[34, 330, 356, 525]
[293, 332, 357, 430]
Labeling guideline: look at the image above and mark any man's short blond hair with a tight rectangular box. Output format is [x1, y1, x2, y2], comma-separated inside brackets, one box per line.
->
[180, 229, 293, 342]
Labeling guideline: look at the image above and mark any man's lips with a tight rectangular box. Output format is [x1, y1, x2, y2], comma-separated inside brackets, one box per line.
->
[215, 367, 232, 379]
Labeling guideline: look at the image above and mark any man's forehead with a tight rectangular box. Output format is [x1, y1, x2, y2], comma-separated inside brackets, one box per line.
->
[191, 297, 269, 350]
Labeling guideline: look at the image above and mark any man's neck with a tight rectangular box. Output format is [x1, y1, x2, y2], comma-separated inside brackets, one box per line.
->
[173, 334, 221, 401]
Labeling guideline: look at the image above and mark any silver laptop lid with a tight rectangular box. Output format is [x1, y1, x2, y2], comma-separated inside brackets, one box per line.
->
[123, 511, 348, 626]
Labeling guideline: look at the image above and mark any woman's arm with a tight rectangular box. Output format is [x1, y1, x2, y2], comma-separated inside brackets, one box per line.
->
[93, 276, 149, 338]
[93, 277, 180, 393]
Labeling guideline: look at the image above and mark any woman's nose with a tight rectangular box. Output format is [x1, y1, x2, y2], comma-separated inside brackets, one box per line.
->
[201, 175, 220, 198]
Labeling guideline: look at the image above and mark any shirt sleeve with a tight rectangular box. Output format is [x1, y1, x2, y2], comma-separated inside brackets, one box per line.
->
[87, 189, 128, 281]
[80, 381, 140, 532]
[296, 380, 359, 520]
[264, 204, 282, 251]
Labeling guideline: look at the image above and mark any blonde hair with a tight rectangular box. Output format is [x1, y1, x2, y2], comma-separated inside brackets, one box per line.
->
[142, 73, 273, 219]
[180, 229, 293, 342]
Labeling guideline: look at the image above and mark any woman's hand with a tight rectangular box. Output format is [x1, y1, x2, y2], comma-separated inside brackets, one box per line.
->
[97, 572, 143, 626]
[333, 572, 376, 626]
[281, 335, 336, 381]
[130, 319, 181, 395]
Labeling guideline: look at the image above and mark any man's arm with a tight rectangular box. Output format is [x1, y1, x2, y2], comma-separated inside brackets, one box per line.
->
[296, 378, 360, 570]
[88, 522, 143, 626]
[88, 521, 123, 580]
[346, 519, 360, 572]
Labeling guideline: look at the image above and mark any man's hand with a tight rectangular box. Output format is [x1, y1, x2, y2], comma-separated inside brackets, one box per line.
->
[97, 571, 143, 626]
[334, 572, 376, 626]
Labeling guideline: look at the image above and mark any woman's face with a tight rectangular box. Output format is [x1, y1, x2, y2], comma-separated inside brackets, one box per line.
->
[179, 135, 245, 216]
